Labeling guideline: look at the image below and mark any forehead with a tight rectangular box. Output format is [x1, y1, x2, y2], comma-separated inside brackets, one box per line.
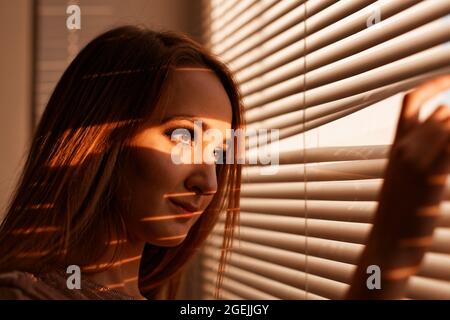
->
[162, 68, 233, 128]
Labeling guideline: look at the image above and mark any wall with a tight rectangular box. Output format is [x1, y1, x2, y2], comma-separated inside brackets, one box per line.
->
[0, 0, 32, 219]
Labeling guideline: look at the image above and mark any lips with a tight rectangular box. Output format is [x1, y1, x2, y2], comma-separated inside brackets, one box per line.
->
[169, 199, 201, 213]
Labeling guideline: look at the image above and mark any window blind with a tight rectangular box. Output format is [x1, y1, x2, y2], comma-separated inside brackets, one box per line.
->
[34, 0, 115, 129]
[201, 0, 450, 300]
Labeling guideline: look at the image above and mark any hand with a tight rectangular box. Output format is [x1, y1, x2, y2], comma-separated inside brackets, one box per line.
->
[378, 76, 450, 231]
[391, 75, 450, 181]
[346, 75, 450, 299]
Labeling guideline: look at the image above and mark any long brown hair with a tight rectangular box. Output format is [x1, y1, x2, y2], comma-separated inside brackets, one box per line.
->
[0, 25, 244, 299]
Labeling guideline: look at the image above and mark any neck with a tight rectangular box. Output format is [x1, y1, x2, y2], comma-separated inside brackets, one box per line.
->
[80, 235, 147, 299]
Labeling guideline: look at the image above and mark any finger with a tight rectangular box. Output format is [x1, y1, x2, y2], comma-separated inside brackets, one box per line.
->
[423, 104, 450, 124]
[421, 106, 450, 175]
[426, 145, 450, 187]
[431, 116, 450, 176]
[399, 105, 450, 174]
[395, 75, 450, 141]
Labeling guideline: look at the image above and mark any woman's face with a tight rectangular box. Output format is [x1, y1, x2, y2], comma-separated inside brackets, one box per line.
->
[119, 68, 233, 247]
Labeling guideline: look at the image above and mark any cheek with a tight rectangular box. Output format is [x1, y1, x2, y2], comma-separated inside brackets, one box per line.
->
[119, 148, 191, 243]
[129, 129, 187, 187]
[127, 147, 183, 205]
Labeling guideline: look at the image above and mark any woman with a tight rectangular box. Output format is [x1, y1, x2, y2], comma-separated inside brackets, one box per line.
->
[0, 25, 243, 299]
[0, 24, 449, 300]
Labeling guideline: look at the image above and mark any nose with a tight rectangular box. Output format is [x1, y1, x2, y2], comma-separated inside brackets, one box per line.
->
[184, 163, 218, 196]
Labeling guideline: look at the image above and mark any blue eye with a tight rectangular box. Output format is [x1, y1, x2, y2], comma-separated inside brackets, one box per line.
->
[165, 128, 194, 145]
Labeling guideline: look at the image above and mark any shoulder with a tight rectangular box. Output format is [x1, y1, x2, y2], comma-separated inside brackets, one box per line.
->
[0, 270, 67, 300]
[0, 270, 40, 299]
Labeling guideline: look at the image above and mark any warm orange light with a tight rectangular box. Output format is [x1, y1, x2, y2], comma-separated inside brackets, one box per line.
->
[140, 211, 202, 222]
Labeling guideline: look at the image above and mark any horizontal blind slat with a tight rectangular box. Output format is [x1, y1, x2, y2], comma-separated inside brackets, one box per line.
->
[274, 145, 389, 164]
[243, 159, 387, 183]
[304, 0, 421, 60]
[244, 65, 450, 126]
[265, 103, 366, 142]
[202, 281, 244, 300]
[213, 0, 297, 54]
[304, 0, 450, 76]
[207, 234, 355, 284]
[212, 225, 364, 265]
[220, 0, 311, 62]
[240, 179, 383, 201]
[303, 19, 450, 94]
[202, 269, 277, 300]
[245, 67, 450, 145]
[243, 45, 450, 111]
[227, 0, 336, 71]
[237, 0, 377, 94]
[210, 0, 258, 34]
[231, 0, 419, 73]
[240, 198, 376, 223]
[209, 0, 237, 20]
[232, 212, 371, 244]
[406, 276, 450, 300]
[431, 228, 450, 255]
[208, 235, 450, 286]
[204, 247, 348, 300]
[303, 45, 450, 111]
[242, 17, 450, 110]
[241, 179, 450, 202]
[235, 40, 303, 85]
[203, 256, 325, 299]
[239, 198, 450, 228]
[417, 252, 450, 282]
[215, 222, 450, 257]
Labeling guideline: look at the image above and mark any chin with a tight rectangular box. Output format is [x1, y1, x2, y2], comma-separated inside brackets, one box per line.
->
[150, 232, 188, 247]
[156, 238, 186, 247]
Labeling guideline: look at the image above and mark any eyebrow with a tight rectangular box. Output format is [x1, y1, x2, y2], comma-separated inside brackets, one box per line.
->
[163, 115, 201, 123]
[162, 115, 211, 130]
